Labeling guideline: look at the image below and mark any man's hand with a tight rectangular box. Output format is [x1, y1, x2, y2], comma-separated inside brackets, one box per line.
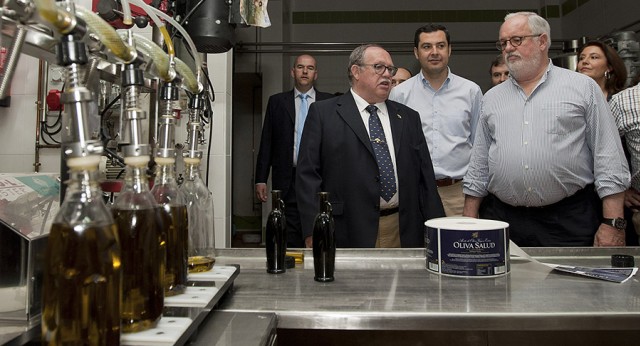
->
[255, 184, 268, 202]
[624, 188, 640, 211]
[304, 236, 313, 248]
[593, 224, 625, 247]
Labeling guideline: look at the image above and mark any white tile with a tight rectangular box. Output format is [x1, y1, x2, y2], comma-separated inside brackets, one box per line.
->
[206, 51, 232, 94]
[0, 155, 32, 173]
[213, 217, 227, 248]
[10, 55, 39, 96]
[210, 98, 226, 156]
[37, 151, 62, 174]
[0, 94, 38, 155]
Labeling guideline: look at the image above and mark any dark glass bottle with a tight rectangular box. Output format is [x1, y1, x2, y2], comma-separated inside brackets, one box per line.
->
[150, 158, 188, 297]
[266, 190, 287, 273]
[313, 192, 335, 282]
[111, 158, 166, 333]
[42, 156, 121, 345]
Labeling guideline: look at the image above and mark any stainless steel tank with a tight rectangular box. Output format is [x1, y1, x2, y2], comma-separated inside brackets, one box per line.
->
[551, 38, 587, 72]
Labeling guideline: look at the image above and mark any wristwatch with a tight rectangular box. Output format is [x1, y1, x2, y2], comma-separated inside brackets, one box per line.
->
[602, 218, 627, 231]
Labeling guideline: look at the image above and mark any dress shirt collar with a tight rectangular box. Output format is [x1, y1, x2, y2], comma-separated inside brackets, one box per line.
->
[295, 87, 316, 100]
[419, 66, 452, 90]
[350, 88, 388, 115]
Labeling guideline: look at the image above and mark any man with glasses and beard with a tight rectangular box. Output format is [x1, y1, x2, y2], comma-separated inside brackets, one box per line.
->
[462, 12, 630, 247]
[296, 44, 444, 248]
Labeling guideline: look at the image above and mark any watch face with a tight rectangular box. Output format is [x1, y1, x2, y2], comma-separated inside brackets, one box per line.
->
[614, 219, 627, 229]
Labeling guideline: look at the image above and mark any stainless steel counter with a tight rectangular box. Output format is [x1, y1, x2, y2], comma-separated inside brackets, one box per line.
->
[213, 247, 640, 332]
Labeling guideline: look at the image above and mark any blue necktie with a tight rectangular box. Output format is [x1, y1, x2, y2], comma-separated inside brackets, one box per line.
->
[366, 105, 397, 202]
[295, 93, 309, 159]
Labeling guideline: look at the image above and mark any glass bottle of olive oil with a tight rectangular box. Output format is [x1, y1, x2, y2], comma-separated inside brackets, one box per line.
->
[42, 156, 122, 345]
[151, 157, 188, 296]
[112, 156, 167, 333]
[181, 158, 216, 273]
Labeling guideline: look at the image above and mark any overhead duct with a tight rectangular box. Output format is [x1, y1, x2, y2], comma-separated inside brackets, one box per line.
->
[184, 0, 236, 53]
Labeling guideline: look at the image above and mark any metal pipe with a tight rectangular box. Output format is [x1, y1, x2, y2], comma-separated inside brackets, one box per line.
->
[0, 26, 27, 98]
[234, 40, 565, 54]
[34, 59, 47, 172]
[148, 26, 162, 152]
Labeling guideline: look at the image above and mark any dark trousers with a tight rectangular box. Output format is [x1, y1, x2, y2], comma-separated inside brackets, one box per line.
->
[479, 185, 600, 247]
[284, 168, 304, 248]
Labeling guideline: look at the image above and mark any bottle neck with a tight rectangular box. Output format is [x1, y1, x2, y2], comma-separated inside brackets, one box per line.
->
[65, 166, 102, 203]
[154, 163, 177, 186]
[185, 162, 202, 181]
[318, 194, 330, 213]
[271, 193, 282, 210]
[124, 164, 150, 193]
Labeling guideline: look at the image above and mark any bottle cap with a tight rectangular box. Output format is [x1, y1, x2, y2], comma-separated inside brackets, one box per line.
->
[611, 254, 635, 268]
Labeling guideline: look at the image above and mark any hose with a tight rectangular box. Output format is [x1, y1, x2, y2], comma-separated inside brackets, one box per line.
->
[147, 7, 203, 90]
[127, 0, 174, 57]
[34, 0, 74, 33]
[121, 32, 171, 81]
[75, 7, 136, 63]
[120, 33, 199, 93]
[121, 0, 133, 26]
[175, 56, 200, 94]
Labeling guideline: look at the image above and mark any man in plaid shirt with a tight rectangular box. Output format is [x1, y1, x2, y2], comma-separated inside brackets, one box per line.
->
[611, 77, 640, 245]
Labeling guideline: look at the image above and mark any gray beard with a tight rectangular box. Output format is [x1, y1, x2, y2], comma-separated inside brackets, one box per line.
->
[506, 52, 542, 81]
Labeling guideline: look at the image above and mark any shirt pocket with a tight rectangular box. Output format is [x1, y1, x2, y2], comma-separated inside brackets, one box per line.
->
[541, 103, 583, 135]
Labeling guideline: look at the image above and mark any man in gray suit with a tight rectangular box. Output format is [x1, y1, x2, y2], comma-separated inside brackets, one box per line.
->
[296, 44, 444, 248]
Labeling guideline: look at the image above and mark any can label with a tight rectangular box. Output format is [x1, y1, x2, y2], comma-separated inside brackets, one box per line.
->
[426, 226, 509, 277]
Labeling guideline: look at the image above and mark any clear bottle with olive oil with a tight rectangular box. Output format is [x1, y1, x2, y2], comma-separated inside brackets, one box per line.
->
[181, 157, 216, 272]
[112, 156, 167, 333]
[151, 157, 188, 296]
[42, 156, 122, 345]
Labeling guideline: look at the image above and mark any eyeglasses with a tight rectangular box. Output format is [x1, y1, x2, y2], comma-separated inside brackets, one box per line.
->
[360, 64, 398, 76]
[496, 34, 542, 51]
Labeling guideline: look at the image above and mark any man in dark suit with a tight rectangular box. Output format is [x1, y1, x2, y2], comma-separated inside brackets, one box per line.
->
[296, 44, 445, 248]
[255, 54, 334, 247]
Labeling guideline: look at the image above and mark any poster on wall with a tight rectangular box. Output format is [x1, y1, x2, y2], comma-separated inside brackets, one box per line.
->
[240, 0, 271, 28]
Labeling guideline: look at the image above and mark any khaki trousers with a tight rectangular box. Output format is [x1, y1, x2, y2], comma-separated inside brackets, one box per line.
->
[375, 212, 400, 248]
[437, 181, 464, 216]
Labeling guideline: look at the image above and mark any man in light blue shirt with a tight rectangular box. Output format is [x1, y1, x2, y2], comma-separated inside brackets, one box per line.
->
[463, 12, 629, 247]
[390, 24, 482, 216]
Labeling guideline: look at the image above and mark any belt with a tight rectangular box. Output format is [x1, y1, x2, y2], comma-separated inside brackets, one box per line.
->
[436, 177, 462, 187]
[380, 207, 399, 217]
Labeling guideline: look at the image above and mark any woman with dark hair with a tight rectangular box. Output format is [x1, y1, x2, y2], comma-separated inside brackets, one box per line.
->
[577, 41, 627, 100]
[580, 41, 637, 245]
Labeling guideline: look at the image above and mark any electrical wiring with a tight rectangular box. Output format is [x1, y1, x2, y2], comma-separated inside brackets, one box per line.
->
[100, 94, 121, 142]
[169, 0, 206, 42]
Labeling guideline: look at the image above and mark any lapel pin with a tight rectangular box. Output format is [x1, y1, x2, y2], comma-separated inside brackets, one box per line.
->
[397, 114, 402, 119]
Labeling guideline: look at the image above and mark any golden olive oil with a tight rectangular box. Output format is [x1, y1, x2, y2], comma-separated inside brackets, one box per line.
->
[42, 222, 121, 345]
[160, 204, 188, 296]
[112, 208, 165, 333]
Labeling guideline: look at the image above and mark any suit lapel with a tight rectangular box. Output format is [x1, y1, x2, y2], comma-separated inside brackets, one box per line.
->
[285, 90, 295, 124]
[337, 92, 374, 157]
[386, 100, 403, 157]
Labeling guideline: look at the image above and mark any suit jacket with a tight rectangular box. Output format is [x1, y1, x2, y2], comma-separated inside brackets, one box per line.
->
[255, 89, 335, 196]
[296, 91, 445, 248]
